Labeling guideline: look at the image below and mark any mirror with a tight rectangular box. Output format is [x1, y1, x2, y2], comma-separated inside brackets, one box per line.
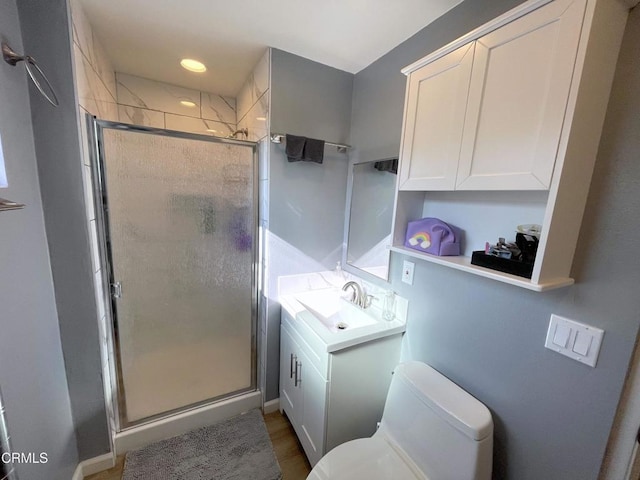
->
[343, 158, 397, 281]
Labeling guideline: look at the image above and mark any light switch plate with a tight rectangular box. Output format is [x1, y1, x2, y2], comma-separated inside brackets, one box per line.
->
[544, 314, 604, 367]
[402, 260, 415, 285]
[552, 323, 571, 348]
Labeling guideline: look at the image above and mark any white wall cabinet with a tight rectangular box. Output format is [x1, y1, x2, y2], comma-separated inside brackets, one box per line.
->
[456, 0, 585, 190]
[398, 42, 474, 190]
[391, 0, 631, 290]
[399, 0, 586, 192]
[279, 309, 402, 466]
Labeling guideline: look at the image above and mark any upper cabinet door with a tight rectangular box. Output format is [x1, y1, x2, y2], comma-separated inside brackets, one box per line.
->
[398, 43, 474, 191]
[456, 0, 586, 190]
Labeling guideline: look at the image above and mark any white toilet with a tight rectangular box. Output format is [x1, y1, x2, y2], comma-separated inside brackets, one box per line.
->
[307, 361, 493, 480]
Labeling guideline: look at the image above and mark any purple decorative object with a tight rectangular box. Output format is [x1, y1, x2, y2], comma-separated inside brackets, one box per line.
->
[404, 217, 462, 256]
[234, 232, 252, 251]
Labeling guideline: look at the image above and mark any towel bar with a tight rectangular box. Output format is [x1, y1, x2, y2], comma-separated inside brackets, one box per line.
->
[270, 133, 350, 153]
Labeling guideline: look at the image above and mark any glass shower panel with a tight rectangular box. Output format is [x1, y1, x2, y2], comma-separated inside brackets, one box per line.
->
[101, 129, 255, 424]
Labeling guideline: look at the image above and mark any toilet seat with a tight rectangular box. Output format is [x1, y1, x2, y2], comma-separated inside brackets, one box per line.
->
[306, 436, 426, 480]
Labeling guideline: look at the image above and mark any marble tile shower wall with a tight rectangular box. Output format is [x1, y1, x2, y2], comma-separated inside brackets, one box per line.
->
[70, 1, 237, 139]
[70, 0, 118, 122]
[116, 73, 238, 137]
[237, 50, 270, 142]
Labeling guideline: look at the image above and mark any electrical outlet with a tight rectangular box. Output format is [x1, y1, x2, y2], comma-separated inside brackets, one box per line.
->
[402, 261, 415, 285]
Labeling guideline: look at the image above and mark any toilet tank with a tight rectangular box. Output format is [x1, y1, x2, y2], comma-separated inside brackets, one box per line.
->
[377, 361, 493, 480]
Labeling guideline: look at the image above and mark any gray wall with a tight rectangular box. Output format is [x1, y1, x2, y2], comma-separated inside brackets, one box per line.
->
[351, 1, 640, 479]
[0, 1, 79, 478]
[265, 49, 353, 399]
[17, 0, 110, 460]
[269, 48, 353, 269]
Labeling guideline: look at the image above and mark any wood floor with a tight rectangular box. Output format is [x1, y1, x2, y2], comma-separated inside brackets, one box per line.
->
[85, 410, 311, 480]
[264, 411, 312, 479]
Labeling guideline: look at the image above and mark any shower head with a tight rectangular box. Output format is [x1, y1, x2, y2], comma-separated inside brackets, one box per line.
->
[226, 128, 248, 139]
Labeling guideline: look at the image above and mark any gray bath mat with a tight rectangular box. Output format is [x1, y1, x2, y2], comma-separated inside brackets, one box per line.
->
[123, 409, 282, 480]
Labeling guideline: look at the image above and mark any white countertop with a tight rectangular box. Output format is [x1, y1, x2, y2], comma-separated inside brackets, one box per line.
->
[279, 292, 406, 353]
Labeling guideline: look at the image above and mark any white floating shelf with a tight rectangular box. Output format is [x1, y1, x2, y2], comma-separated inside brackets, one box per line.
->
[390, 245, 574, 292]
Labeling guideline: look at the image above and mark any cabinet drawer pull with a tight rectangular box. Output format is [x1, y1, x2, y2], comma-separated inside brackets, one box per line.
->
[290, 353, 296, 378]
[294, 361, 302, 387]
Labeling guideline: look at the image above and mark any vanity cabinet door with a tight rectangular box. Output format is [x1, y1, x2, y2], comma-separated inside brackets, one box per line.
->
[279, 327, 301, 426]
[297, 348, 327, 467]
[398, 42, 474, 191]
[280, 322, 328, 467]
[456, 0, 585, 190]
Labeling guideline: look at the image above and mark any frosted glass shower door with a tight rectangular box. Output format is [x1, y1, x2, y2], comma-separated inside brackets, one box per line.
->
[100, 127, 256, 424]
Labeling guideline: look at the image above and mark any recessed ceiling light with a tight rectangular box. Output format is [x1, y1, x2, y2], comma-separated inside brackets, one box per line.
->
[180, 58, 207, 73]
[180, 100, 196, 108]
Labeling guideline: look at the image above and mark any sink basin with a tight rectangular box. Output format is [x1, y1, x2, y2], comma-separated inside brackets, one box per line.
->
[294, 289, 378, 333]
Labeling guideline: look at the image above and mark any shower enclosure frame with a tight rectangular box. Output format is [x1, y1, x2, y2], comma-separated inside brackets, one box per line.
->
[87, 117, 259, 432]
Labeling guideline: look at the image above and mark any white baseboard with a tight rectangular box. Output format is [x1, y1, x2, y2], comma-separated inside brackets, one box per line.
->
[114, 391, 262, 455]
[263, 398, 280, 414]
[72, 452, 115, 479]
[82, 453, 115, 476]
[72, 464, 83, 480]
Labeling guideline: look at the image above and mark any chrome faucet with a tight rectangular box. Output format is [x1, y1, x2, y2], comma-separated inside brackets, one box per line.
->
[342, 281, 371, 308]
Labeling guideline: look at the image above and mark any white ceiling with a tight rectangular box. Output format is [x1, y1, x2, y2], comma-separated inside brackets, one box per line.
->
[79, 0, 463, 97]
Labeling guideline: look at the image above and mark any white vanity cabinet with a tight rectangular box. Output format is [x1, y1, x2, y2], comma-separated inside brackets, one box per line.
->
[279, 308, 402, 466]
[279, 324, 326, 464]
[399, 0, 586, 192]
[391, 0, 631, 290]
[279, 326, 304, 425]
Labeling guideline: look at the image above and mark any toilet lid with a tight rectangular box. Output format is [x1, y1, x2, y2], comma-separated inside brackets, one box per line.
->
[307, 437, 425, 480]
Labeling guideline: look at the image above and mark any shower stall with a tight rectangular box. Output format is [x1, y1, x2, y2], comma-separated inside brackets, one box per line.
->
[89, 119, 258, 431]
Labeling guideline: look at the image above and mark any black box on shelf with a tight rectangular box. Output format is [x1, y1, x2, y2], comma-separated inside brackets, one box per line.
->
[471, 251, 534, 279]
